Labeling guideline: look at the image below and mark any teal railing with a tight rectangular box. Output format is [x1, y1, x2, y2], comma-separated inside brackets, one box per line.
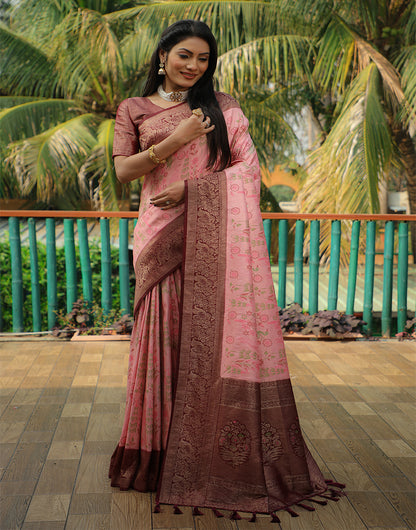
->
[1, 211, 415, 337]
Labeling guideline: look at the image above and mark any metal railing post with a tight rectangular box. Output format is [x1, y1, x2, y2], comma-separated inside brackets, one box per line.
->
[363, 221, 376, 334]
[397, 222, 408, 333]
[346, 220, 361, 315]
[46, 218, 57, 329]
[119, 218, 130, 315]
[64, 219, 77, 313]
[294, 220, 304, 306]
[278, 219, 288, 308]
[382, 221, 394, 337]
[100, 218, 112, 314]
[77, 219, 93, 305]
[328, 220, 341, 310]
[8, 217, 23, 332]
[309, 220, 320, 314]
[28, 218, 41, 331]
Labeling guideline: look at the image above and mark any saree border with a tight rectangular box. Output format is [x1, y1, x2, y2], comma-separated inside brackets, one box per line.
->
[133, 214, 184, 316]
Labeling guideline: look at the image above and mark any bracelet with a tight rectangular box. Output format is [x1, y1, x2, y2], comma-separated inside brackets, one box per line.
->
[148, 145, 166, 165]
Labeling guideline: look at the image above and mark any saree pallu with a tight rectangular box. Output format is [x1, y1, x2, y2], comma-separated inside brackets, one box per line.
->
[110, 94, 337, 515]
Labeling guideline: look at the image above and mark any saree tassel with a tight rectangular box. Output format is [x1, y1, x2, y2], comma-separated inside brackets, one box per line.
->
[309, 499, 327, 506]
[325, 479, 346, 489]
[249, 512, 257, 522]
[173, 505, 183, 514]
[285, 507, 299, 517]
[319, 494, 339, 502]
[212, 508, 224, 518]
[153, 503, 161, 513]
[270, 512, 281, 523]
[192, 507, 203, 516]
[230, 511, 242, 520]
[296, 503, 315, 512]
[330, 488, 347, 497]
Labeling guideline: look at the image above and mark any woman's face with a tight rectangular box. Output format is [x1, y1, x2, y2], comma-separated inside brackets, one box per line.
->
[160, 37, 210, 92]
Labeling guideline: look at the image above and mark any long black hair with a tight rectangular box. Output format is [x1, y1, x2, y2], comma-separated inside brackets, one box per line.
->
[142, 20, 231, 171]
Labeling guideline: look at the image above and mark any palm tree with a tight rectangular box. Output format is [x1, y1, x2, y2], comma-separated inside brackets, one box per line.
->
[1, 0, 306, 210]
[294, 0, 416, 261]
[1, 0, 414, 264]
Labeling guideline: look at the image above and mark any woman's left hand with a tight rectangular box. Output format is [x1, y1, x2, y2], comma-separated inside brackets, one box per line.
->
[150, 180, 185, 209]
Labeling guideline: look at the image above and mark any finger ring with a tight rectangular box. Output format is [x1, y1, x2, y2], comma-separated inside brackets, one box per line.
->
[205, 121, 210, 128]
[166, 200, 170, 205]
[192, 108, 203, 117]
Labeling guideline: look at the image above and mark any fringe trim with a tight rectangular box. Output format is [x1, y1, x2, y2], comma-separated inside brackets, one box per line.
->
[297, 502, 315, 512]
[155, 480, 347, 520]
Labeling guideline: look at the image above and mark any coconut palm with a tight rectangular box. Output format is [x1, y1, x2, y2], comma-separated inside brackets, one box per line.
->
[294, 0, 416, 261]
[1, 0, 414, 264]
[1, 0, 308, 209]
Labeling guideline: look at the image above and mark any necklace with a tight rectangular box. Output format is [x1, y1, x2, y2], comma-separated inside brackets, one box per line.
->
[157, 85, 188, 103]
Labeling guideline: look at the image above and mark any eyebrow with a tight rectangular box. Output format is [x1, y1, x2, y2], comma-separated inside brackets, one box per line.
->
[178, 47, 210, 55]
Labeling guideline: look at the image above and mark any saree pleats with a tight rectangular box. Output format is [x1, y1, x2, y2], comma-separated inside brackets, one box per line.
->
[109, 269, 181, 491]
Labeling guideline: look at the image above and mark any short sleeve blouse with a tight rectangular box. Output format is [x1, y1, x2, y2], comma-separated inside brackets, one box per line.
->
[112, 98, 156, 158]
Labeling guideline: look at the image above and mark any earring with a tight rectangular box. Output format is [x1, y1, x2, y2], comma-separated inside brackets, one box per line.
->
[158, 62, 166, 75]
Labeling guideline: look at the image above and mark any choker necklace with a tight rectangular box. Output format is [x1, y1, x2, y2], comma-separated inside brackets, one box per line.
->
[157, 85, 188, 103]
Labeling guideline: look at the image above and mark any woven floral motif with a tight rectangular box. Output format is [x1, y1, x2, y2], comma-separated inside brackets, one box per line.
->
[261, 422, 283, 462]
[289, 422, 305, 458]
[218, 420, 251, 468]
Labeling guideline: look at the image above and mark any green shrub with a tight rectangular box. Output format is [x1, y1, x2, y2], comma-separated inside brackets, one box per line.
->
[0, 241, 134, 332]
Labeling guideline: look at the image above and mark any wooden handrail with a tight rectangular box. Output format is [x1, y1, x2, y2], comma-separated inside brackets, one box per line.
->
[1, 210, 416, 221]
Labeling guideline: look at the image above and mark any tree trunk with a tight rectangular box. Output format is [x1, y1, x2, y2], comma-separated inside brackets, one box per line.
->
[394, 128, 416, 263]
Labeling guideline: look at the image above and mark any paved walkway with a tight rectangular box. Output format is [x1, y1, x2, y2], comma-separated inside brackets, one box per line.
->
[0, 338, 415, 529]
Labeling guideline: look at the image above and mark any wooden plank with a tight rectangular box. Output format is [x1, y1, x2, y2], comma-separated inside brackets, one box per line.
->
[384, 491, 416, 529]
[326, 462, 376, 491]
[53, 417, 89, 442]
[344, 439, 403, 477]
[74, 454, 111, 494]
[24, 494, 71, 523]
[110, 491, 151, 530]
[346, 491, 406, 528]
[0, 495, 31, 529]
[65, 514, 111, 529]
[2, 442, 49, 482]
[69, 493, 112, 515]
[35, 459, 79, 495]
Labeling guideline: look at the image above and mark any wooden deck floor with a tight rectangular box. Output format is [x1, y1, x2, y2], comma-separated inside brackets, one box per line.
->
[0, 338, 414, 529]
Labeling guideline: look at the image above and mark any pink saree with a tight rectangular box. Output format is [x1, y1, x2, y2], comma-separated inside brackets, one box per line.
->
[109, 94, 343, 517]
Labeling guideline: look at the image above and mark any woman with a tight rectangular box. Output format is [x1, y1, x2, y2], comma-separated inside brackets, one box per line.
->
[109, 19, 343, 521]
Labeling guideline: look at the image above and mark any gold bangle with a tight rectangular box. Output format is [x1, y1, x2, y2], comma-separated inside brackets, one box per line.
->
[148, 145, 166, 165]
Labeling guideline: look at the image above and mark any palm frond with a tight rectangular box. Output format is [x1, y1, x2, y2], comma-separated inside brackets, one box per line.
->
[51, 8, 124, 107]
[217, 34, 314, 94]
[394, 45, 416, 134]
[123, 1, 298, 54]
[7, 114, 98, 206]
[0, 98, 79, 145]
[297, 64, 394, 261]
[9, 0, 76, 50]
[312, 17, 356, 95]
[0, 24, 61, 97]
[79, 119, 121, 211]
[239, 89, 299, 169]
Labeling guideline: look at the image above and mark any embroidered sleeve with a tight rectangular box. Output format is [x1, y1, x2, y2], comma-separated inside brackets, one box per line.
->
[112, 99, 140, 158]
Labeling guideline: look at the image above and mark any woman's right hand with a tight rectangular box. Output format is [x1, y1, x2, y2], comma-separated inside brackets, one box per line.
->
[173, 109, 215, 144]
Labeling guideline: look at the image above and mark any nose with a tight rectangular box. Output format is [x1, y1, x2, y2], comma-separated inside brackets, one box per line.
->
[186, 59, 198, 70]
